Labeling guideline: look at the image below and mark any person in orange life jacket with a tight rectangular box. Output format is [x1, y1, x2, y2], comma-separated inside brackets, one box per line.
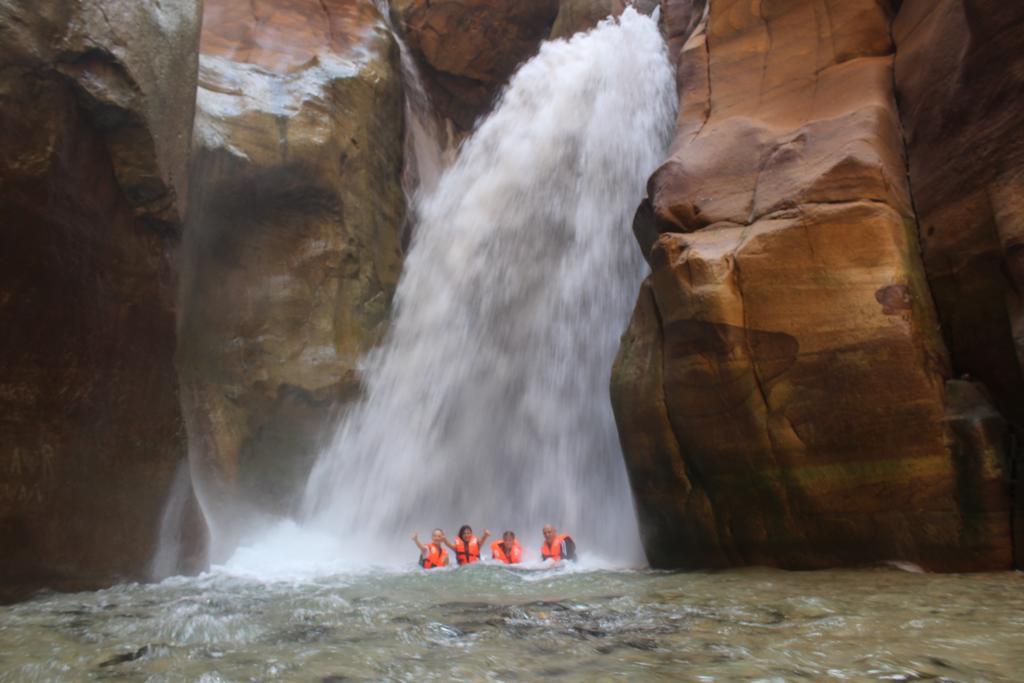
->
[443, 525, 490, 565]
[540, 524, 577, 562]
[491, 531, 523, 564]
[412, 528, 449, 569]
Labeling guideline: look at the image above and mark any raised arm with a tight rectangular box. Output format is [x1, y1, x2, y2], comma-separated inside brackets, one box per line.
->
[412, 532, 428, 553]
[479, 529, 491, 547]
[440, 534, 457, 550]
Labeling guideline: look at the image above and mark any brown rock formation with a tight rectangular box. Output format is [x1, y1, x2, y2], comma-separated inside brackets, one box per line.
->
[392, 0, 560, 131]
[549, 0, 658, 40]
[179, 0, 407, 555]
[613, 0, 1013, 570]
[0, 1, 202, 599]
[200, 0, 381, 73]
[894, 0, 1024, 558]
[393, 0, 664, 132]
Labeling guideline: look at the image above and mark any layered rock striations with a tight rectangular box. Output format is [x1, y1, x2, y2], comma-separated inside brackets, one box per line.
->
[178, 0, 407, 555]
[613, 0, 1015, 570]
[0, 0, 202, 598]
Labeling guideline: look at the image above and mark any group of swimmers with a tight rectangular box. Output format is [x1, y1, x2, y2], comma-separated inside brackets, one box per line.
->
[412, 523, 576, 568]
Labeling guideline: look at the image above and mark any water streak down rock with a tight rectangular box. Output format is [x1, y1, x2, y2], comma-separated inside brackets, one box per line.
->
[391, 0, 560, 132]
[612, 0, 1014, 570]
[0, 0, 202, 599]
[178, 0, 407, 560]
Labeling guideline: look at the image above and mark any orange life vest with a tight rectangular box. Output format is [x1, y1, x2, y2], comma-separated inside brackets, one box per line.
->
[420, 543, 448, 569]
[453, 536, 481, 565]
[541, 535, 571, 561]
[491, 540, 523, 564]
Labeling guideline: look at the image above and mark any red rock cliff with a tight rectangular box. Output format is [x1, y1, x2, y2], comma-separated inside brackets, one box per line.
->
[612, 0, 1020, 570]
[392, 0, 660, 133]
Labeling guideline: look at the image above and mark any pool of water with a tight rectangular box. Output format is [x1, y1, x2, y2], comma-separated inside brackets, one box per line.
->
[1, 565, 1021, 681]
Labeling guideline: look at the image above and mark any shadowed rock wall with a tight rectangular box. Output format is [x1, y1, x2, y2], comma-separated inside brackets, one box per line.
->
[893, 0, 1024, 565]
[0, 0, 202, 600]
[178, 0, 407, 556]
[612, 0, 1016, 571]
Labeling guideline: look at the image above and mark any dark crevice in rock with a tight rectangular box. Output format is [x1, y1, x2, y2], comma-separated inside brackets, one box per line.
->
[890, 2, 1019, 566]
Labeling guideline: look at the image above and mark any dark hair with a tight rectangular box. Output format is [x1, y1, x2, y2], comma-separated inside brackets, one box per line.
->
[503, 530, 515, 538]
[458, 525, 472, 538]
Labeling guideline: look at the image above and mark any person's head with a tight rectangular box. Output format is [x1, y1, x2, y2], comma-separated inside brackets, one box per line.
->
[503, 531, 516, 544]
[458, 525, 473, 541]
[542, 524, 556, 542]
[431, 528, 445, 544]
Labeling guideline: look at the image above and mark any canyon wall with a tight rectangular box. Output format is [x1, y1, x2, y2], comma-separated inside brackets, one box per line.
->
[3, 0, 1022, 595]
[0, 0, 202, 599]
[613, 0, 1021, 570]
[393, 0, 659, 134]
[0, 0, 637, 594]
[177, 0, 408, 556]
[893, 0, 1024, 560]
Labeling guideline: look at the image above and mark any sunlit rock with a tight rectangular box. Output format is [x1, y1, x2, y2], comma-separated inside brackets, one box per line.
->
[0, 0, 202, 599]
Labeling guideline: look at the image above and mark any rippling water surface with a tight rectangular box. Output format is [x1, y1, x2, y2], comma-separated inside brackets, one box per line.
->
[1, 566, 1021, 681]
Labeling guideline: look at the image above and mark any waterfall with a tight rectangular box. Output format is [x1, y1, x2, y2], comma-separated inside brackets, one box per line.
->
[150, 459, 197, 580]
[377, 0, 445, 208]
[297, 9, 677, 565]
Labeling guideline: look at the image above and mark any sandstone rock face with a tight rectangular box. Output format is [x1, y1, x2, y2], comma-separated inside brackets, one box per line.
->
[894, 0, 1024, 554]
[392, 0, 560, 131]
[393, 0, 661, 132]
[613, 0, 1013, 570]
[179, 0, 407, 556]
[549, 0, 658, 40]
[0, 0, 201, 599]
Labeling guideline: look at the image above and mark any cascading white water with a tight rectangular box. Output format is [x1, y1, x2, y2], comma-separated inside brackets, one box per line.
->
[376, 0, 444, 201]
[291, 9, 677, 566]
[150, 459, 197, 580]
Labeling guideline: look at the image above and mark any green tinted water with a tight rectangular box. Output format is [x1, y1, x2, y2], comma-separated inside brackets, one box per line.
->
[1, 566, 1021, 681]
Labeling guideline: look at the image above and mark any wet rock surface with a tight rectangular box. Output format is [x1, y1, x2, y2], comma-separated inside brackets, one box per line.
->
[391, 0, 656, 133]
[178, 0, 407, 549]
[613, 0, 1015, 570]
[0, 0, 201, 600]
[549, 0, 659, 40]
[391, 0, 560, 132]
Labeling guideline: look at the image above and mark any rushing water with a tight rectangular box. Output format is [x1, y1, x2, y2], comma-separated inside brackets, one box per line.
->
[151, 460, 199, 581]
[2, 567, 1021, 681]
[295, 9, 676, 565]
[378, 0, 444, 207]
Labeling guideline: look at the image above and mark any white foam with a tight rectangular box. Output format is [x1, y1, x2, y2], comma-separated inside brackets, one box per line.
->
[215, 521, 353, 580]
